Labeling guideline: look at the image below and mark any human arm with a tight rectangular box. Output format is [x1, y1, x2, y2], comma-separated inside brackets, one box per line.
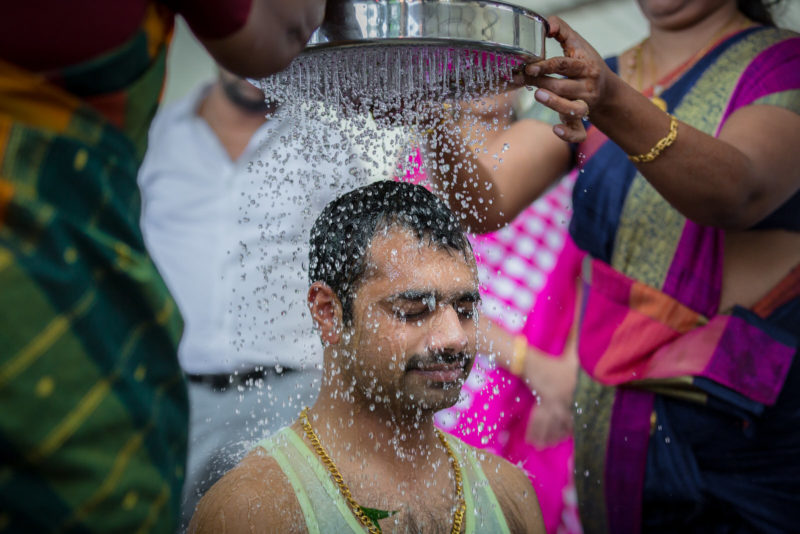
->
[479, 453, 546, 534]
[525, 17, 800, 230]
[476, 236, 583, 446]
[180, 0, 326, 78]
[478, 315, 578, 447]
[188, 450, 306, 534]
[424, 91, 580, 234]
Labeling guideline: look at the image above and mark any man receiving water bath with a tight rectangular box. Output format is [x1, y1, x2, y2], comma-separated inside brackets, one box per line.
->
[189, 180, 543, 533]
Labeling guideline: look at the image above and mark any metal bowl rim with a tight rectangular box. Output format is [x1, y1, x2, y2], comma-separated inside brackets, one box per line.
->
[306, 0, 550, 52]
[470, 0, 550, 32]
[301, 39, 540, 61]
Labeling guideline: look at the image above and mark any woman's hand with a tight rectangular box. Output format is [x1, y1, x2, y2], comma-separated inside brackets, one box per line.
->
[516, 16, 618, 143]
[478, 316, 579, 447]
[523, 346, 578, 447]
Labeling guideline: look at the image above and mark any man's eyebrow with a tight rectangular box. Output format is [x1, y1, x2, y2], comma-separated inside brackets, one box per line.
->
[386, 290, 481, 303]
[387, 290, 437, 302]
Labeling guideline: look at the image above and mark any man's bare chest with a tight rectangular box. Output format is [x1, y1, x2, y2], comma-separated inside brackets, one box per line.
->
[348, 478, 460, 534]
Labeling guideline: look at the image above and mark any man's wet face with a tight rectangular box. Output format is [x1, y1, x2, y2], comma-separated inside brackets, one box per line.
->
[342, 226, 480, 413]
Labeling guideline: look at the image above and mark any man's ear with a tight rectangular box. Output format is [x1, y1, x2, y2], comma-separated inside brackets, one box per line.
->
[308, 282, 343, 345]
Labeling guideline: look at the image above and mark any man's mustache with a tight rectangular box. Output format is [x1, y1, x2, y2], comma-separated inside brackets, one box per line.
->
[404, 352, 470, 371]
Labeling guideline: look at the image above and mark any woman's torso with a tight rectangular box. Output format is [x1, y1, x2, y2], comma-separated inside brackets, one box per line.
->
[721, 229, 800, 312]
[571, 26, 800, 318]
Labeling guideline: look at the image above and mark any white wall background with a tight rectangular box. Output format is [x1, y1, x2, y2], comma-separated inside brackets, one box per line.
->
[161, 0, 800, 104]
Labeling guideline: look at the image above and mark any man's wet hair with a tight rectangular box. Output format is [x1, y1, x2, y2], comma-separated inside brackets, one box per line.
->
[309, 180, 473, 324]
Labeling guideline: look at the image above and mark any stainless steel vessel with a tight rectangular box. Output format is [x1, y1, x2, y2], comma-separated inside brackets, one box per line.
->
[306, 0, 548, 63]
[258, 1, 548, 115]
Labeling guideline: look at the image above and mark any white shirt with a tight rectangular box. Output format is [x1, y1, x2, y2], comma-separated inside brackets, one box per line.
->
[139, 85, 391, 374]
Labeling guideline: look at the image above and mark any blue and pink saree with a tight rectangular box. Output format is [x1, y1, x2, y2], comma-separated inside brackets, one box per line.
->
[570, 25, 800, 533]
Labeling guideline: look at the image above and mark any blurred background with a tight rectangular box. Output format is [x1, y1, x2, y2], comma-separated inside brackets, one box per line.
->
[161, 0, 800, 104]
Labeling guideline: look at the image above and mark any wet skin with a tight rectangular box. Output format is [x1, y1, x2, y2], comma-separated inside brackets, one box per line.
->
[189, 225, 546, 534]
[340, 226, 481, 414]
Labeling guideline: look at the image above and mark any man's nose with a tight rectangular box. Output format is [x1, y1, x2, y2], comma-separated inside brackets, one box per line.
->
[429, 304, 469, 353]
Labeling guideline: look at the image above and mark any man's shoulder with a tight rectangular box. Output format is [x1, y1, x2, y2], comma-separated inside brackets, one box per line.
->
[188, 446, 306, 533]
[454, 440, 529, 489]
[139, 84, 214, 184]
[457, 441, 545, 534]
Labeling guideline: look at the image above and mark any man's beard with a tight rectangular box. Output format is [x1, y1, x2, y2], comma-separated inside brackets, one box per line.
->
[221, 78, 274, 114]
[403, 351, 470, 373]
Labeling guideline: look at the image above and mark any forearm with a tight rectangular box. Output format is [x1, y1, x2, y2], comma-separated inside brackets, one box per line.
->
[427, 116, 571, 234]
[477, 316, 518, 369]
[524, 16, 800, 230]
[428, 123, 521, 234]
[592, 77, 799, 229]
[479, 317, 572, 393]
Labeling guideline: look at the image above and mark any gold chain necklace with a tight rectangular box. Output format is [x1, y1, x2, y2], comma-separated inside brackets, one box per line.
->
[630, 14, 752, 112]
[299, 407, 467, 534]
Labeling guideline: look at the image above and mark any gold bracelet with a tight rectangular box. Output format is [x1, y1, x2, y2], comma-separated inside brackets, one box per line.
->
[628, 114, 679, 163]
[509, 335, 528, 376]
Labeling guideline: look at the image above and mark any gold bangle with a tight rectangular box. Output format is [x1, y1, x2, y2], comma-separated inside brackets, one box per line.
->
[628, 114, 679, 163]
[509, 335, 528, 376]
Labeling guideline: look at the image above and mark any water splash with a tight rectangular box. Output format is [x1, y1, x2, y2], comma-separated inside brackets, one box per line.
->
[260, 45, 521, 134]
